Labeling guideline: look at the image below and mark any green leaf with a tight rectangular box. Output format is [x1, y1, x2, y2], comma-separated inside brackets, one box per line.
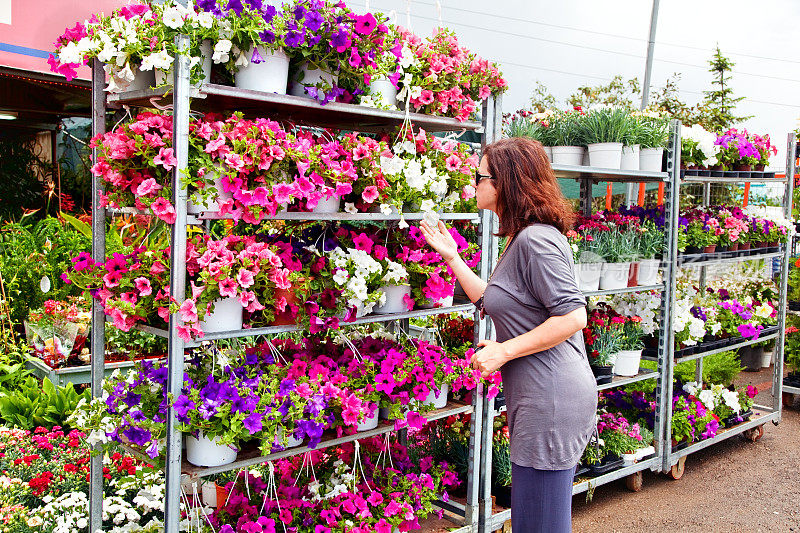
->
[60, 211, 92, 239]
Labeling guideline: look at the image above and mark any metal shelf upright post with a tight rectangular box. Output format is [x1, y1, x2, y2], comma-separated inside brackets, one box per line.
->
[88, 39, 500, 533]
[660, 133, 795, 479]
[478, 121, 682, 532]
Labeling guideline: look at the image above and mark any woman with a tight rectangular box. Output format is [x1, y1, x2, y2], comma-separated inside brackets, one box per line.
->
[420, 137, 596, 532]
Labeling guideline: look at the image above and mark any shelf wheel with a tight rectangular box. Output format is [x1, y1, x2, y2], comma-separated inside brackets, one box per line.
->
[743, 424, 764, 442]
[625, 471, 643, 492]
[669, 456, 686, 480]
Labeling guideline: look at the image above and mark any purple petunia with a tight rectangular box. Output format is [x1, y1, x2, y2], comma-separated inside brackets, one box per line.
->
[243, 412, 263, 434]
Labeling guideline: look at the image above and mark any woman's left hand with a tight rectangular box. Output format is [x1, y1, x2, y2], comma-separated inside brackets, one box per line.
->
[471, 340, 511, 377]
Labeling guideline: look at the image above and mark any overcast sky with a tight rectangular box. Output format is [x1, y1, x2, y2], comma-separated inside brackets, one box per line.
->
[345, 0, 800, 171]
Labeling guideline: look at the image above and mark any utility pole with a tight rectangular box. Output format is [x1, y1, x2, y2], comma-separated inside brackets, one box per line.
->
[627, 0, 660, 206]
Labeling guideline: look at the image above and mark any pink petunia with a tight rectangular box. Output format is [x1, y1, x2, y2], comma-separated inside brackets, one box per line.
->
[219, 277, 238, 297]
[135, 178, 162, 197]
[179, 299, 198, 323]
[236, 268, 255, 289]
[150, 197, 176, 224]
[418, 89, 435, 105]
[133, 277, 152, 297]
[352, 233, 373, 253]
[361, 185, 379, 204]
[445, 154, 461, 172]
[353, 13, 377, 35]
[153, 147, 177, 171]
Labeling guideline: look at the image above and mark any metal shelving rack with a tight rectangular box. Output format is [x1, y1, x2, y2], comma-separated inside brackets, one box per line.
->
[87, 37, 501, 532]
[659, 133, 796, 479]
[478, 120, 683, 532]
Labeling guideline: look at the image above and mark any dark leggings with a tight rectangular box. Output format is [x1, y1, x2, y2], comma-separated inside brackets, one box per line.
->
[511, 462, 575, 533]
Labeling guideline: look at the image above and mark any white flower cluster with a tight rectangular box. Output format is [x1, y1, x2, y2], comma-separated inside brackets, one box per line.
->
[673, 299, 706, 345]
[600, 291, 661, 335]
[681, 124, 719, 167]
[379, 145, 449, 210]
[683, 382, 742, 414]
[307, 459, 356, 501]
[330, 247, 386, 315]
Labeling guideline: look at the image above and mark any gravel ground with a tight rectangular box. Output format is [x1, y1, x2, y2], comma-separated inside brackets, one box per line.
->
[572, 366, 800, 532]
[423, 366, 800, 532]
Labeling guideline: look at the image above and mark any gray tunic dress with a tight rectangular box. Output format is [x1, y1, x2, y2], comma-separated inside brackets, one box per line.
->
[483, 223, 597, 470]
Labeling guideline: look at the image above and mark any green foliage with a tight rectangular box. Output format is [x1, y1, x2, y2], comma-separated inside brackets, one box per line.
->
[528, 81, 557, 113]
[648, 72, 703, 126]
[674, 351, 742, 386]
[567, 75, 641, 111]
[579, 107, 631, 144]
[785, 317, 800, 373]
[0, 377, 89, 430]
[700, 45, 753, 132]
[0, 216, 89, 330]
[106, 325, 167, 357]
[637, 115, 670, 149]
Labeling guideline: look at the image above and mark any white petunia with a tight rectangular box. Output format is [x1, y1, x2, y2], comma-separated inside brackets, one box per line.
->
[196, 11, 214, 29]
[162, 6, 185, 29]
[212, 39, 232, 64]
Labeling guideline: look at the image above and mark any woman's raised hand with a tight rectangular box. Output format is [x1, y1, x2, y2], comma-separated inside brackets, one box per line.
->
[419, 220, 459, 262]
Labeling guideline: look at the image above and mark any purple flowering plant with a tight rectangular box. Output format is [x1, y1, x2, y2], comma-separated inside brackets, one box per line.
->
[277, 0, 401, 104]
[714, 128, 761, 169]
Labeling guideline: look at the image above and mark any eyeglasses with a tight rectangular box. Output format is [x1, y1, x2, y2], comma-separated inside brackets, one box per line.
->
[475, 170, 495, 184]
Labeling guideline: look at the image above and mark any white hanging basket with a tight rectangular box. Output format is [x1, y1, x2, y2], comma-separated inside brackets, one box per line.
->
[423, 383, 449, 409]
[312, 195, 341, 214]
[370, 78, 398, 107]
[356, 410, 379, 431]
[636, 258, 660, 286]
[188, 167, 233, 215]
[614, 349, 642, 377]
[574, 262, 603, 291]
[118, 68, 155, 93]
[373, 284, 411, 314]
[599, 262, 631, 290]
[419, 294, 454, 309]
[551, 146, 585, 166]
[186, 432, 237, 467]
[620, 144, 640, 171]
[289, 63, 338, 99]
[235, 46, 290, 94]
[639, 147, 664, 172]
[199, 296, 243, 334]
[587, 142, 623, 169]
[201, 480, 218, 508]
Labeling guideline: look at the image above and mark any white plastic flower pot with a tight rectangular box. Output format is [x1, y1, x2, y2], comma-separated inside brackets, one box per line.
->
[542, 145, 553, 162]
[186, 433, 237, 467]
[634, 446, 655, 461]
[636, 258, 660, 286]
[761, 350, 773, 368]
[622, 453, 636, 466]
[423, 383, 449, 409]
[574, 262, 603, 291]
[202, 480, 218, 508]
[235, 46, 290, 94]
[124, 69, 156, 93]
[356, 410, 379, 431]
[275, 426, 303, 448]
[373, 284, 412, 314]
[419, 294, 454, 309]
[188, 168, 232, 215]
[614, 349, 643, 377]
[289, 63, 338, 98]
[587, 142, 623, 169]
[156, 40, 213, 86]
[599, 262, 631, 290]
[639, 147, 664, 172]
[370, 78, 398, 107]
[620, 144, 640, 171]
[312, 195, 341, 214]
[199, 297, 243, 334]
[551, 146, 585, 166]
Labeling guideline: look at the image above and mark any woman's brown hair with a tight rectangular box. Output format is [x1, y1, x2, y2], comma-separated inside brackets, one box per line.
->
[484, 137, 575, 237]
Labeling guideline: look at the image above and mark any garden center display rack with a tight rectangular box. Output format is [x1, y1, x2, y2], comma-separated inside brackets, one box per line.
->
[86, 37, 502, 533]
[84, 43, 795, 531]
[479, 120, 683, 532]
[660, 134, 796, 480]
